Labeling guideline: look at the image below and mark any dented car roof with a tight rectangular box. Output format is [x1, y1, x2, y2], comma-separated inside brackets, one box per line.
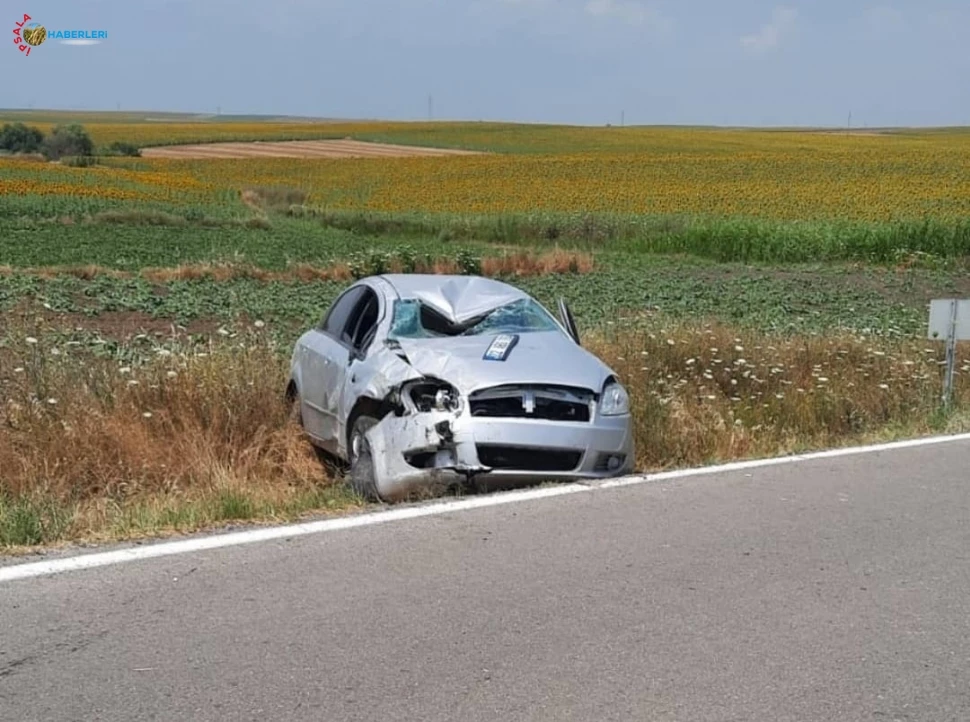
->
[381, 274, 529, 324]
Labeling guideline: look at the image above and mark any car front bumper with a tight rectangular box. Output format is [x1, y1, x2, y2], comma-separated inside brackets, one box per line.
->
[363, 408, 635, 500]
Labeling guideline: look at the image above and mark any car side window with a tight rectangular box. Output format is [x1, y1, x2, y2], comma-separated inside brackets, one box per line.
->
[349, 292, 380, 351]
[320, 287, 366, 337]
[340, 289, 379, 349]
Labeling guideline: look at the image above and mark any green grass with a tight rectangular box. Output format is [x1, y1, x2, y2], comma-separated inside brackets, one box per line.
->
[0, 494, 76, 547]
[1, 254, 963, 337]
[0, 216, 498, 270]
[5, 207, 970, 270]
[0, 485, 360, 550]
[297, 209, 970, 264]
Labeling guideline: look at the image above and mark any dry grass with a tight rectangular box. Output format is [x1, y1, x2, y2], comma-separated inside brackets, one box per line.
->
[139, 262, 354, 284]
[0, 250, 594, 284]
[481, 248, 594, 276]
[2, 320, 967, 550]
[587, 322, 970, 468]
[0, 330, 355, 548]
[0, 343, 325, 502]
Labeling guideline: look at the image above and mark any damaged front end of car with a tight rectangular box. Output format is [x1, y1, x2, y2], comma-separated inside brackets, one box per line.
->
[363, 376, 493, 501]
[343, 283, 633, 500]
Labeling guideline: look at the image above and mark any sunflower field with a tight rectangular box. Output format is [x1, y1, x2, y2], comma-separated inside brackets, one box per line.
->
[2, 124, 970, 223]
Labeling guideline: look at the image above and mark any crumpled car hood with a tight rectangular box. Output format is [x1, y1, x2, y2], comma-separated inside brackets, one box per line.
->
[392, 331, 613, 394]
[383, 274, 527, 325]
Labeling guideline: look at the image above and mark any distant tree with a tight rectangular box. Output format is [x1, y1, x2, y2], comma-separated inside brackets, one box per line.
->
[0, 122, 45, 153]
[41, 124, 94, 160]
[106, 141, 141, 157]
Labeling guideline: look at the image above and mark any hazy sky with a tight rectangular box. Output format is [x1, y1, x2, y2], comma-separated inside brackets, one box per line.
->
[9, 0, 969, 126]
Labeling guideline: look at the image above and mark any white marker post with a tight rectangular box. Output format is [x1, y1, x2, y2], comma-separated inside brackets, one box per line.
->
[928, 299, 970, 407]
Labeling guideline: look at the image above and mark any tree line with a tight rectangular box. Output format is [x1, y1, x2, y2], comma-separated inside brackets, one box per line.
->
[0, 122, 141, 160]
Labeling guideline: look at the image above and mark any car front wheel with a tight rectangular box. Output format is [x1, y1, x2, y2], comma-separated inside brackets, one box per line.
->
[348, 415, 380, 501]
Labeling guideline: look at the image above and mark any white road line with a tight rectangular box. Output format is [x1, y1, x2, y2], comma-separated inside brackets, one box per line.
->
[596, 431, 970, 489]
[2, 432, 970, 584]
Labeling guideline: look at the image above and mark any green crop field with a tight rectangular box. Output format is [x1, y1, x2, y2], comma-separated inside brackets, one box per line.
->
[2, 111, 969, 550]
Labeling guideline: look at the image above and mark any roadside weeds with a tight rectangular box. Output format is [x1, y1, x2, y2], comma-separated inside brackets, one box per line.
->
[1, 320, 968, 551]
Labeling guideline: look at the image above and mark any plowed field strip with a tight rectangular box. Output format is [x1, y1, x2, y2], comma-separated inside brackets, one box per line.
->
[141, 139, 485, 159]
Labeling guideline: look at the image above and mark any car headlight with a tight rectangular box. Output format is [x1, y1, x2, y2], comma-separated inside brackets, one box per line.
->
[599, 381, 630, 416]
[404, 379, 464, 414]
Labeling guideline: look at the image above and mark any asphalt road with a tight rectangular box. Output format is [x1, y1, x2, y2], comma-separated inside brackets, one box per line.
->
[3, 442, 970, 721]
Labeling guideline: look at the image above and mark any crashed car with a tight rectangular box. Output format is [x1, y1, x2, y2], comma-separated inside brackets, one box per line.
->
[287, 274, 634, 500]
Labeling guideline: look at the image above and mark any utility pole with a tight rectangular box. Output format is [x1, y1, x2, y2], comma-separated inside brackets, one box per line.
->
[621, 110, 625, 127]
[428, 95, 433, 121]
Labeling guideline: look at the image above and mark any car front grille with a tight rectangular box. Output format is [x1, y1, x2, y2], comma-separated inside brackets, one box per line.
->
[469, 385, 593, 423]
[476, 445, 583, 472]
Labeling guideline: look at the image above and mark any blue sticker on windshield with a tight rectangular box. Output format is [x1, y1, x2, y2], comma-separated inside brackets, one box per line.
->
[483, 334, 519, 361]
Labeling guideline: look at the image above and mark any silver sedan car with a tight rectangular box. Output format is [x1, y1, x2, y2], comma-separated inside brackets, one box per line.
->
[287, 274, 634, 500]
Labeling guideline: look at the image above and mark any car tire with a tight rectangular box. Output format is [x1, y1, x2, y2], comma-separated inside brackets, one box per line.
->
[348, 414, 380, 501]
